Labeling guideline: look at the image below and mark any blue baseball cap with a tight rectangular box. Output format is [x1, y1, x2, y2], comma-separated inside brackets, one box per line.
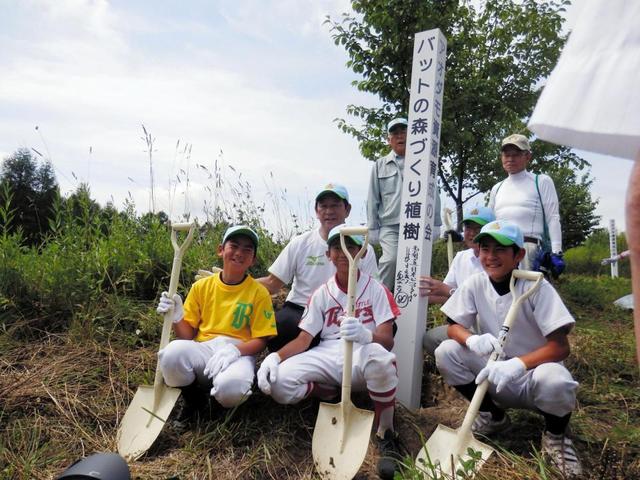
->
[222, 225, 259, 250]
[463, 206, 496, 226]
[474, 220, 524, 248]
[327, 224, 364, 247]
[387, 117, 408, 133]
[315, 183, 349, 203]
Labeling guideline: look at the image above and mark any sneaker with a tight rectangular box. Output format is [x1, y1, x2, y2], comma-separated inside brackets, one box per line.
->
[541, 431, 583, 478]
[471, 410, 511, 436]
[170, 383, 208, 430]
[376, 430, 403, 480]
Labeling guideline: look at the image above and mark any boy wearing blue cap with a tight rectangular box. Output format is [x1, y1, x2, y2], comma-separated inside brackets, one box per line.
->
[257, 224, 402, 479]
[156, 225, 276, 411]
[420, 206, 496, 355]
[435, 220, 582, 477]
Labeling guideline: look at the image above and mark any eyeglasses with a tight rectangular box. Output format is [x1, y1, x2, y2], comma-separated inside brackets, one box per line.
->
[501, 151, 528, 158]
[389, 129, 407, 137]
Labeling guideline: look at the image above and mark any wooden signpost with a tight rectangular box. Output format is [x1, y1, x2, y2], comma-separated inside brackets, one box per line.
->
[392, 28, 447, 410]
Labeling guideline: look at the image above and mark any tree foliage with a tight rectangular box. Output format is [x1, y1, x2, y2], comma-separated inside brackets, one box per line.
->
[0, 148, 59, 245]
[328, 0, 599, 244]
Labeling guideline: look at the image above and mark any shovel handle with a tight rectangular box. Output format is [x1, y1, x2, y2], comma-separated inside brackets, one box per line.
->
[444, 208, 454, 267]
[153, 223, 196, 392]
[457, 270, 543, 440]
[339, 227, 369, 411]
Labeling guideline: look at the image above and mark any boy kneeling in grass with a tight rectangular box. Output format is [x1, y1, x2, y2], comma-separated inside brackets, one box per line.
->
[256, 224, 402, 480]
[156, 225, 276, 415]
[435, 220, 582, 477]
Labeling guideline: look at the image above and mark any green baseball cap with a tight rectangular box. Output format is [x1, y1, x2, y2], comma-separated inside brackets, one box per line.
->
[474, 220, 524, 248]
[326, 223, 364, 247]
[222, 225, 259, 250]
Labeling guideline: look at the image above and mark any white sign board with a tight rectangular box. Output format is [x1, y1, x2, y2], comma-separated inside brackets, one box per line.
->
[392, 29, 447, 410]
[609, 219, 619, 278]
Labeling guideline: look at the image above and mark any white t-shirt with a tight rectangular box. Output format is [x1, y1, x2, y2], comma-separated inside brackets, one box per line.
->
[488, 170, 563, 253]
[441, 273, 574, 358]
[269, 227, 378, 307]
[300, 273, 400, 341]
[443, 248, 483, 289]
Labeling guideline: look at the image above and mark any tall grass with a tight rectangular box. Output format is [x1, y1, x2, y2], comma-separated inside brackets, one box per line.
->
[0, 179, 285, 338]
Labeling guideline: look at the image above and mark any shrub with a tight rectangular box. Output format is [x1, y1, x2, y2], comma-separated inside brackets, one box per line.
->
[564, 229, 629, 277]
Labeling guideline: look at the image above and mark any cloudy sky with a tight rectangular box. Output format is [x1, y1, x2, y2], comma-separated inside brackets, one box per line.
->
[0, 0, 632, 239]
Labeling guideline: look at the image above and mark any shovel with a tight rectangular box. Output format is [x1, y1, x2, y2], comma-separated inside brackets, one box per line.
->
[313, 226, 374, 480]
[117, 222, 196, 461]
[416, 270, 543, 479]
[443, 208, 454, 268]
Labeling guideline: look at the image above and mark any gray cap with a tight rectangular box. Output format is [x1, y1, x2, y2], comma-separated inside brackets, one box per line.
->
[501, 134, 531, 151]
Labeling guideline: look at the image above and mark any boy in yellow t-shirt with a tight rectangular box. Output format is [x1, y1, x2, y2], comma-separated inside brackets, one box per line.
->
[157, 225, 276, 411]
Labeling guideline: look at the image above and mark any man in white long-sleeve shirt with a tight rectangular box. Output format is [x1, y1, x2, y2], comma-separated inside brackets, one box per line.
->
[488, 134, 564, 271]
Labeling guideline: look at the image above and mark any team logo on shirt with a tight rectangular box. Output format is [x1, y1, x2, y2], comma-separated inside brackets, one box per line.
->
[305, 255, 326, 266]
[232, 302, 253, 329]
[324, 305, 375, 327]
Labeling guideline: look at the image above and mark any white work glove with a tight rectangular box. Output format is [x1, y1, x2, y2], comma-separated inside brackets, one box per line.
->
[368, 229, 380, 246]
[156, 292, 184, 324]
[204, 343, 241, 380]
[476, 357, 527, 393]
[257, 352, 281, 395]
[339, 316, 373, 344]
[194, 266, 223, 281]
[465, 333, 503, 356]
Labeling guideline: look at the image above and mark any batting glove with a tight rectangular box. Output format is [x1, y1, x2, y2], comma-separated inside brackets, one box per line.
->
[550, 253, 566, 278]
[339, 316, 373, 344]
[204, 343, 241, 380]
[156, 292, 184, 324]
[465, 333, 503, 356]
[476, 357, 526, 393]
[257, 352, 281, 395]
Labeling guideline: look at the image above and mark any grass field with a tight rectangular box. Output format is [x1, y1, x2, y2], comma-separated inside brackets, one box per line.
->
[1, 273, 638, 479]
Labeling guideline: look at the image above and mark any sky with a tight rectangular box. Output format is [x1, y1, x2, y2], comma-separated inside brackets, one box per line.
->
[0, 0, 632, 240]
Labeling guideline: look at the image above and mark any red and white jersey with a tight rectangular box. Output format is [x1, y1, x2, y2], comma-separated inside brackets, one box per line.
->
[300, 273, 400, 341]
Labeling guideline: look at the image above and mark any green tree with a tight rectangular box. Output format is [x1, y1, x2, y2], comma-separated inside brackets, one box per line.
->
[0, 148, 59, 245]
[327, 0, 596, 243]
[543, 163, 600, 249]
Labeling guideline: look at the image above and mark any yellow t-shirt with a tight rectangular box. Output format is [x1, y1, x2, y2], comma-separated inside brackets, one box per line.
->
[183, 273, 276, 342]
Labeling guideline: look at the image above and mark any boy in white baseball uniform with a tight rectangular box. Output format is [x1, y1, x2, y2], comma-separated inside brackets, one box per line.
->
[156, 225, 276, 415]
[258, 183, 378, 352]
[435, 220, 582, 477]
[419, 206, 495, 355]
[257, 224, 402, 480]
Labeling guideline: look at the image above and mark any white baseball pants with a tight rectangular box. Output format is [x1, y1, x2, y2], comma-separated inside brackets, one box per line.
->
[435, 339, 578, 417]
[268, 340, 398, 405]
[158, 336, 255, 408]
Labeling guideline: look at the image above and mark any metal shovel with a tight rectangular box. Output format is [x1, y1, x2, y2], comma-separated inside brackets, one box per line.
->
[117, 222, 196, 461]
[312, 226, 374, 480]
[415, 270, 543, 479]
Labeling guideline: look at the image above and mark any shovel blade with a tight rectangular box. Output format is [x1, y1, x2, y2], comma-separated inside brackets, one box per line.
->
[312, 401, 374, 480]
[117, 384, 181, 461]
[415, 424, 494, 479]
